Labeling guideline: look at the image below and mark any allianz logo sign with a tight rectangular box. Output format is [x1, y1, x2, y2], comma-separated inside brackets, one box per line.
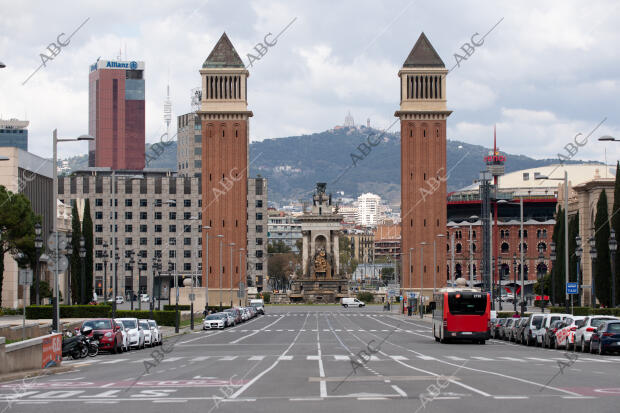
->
[91, 61, 139, 71]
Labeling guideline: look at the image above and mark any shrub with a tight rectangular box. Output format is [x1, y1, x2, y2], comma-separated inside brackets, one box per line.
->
[356, 292, 374, 303]
[548, 306, 620, 316]
[115, 310, 178, 326]
[163, 305, 191, 311]
[262, 292, 271, 304]
[26, 305, 112, 319]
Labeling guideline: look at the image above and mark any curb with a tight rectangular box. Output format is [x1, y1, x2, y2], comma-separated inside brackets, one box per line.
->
[0, 365, 75, 383]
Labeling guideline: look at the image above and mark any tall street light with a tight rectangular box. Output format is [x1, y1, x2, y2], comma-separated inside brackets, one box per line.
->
[589, 235, 597, 308]
[536, 171, 569, 313]
[435, 234, 445, 296]
[102, 242, 108, 303]
[203, 225, 211, 313]
[450, 225, 458, 286]
[609, 229, 617, 308]
[79, 236, 86, 305]
[52, 129, 95, 331]
[229, 242, 235, 308]
[408, 247, 414, 303]
[65, 231, 72, 306]
[549, 241, 556, 308]
[217, 234, 224, 311]
[34, 223, 43, 305]
[513, 253, 518, 313]
[419, 241, 427, 319]
[239, 248, 245, 306]
[575, 237, 582, 307]
[468, 215, 478, 284]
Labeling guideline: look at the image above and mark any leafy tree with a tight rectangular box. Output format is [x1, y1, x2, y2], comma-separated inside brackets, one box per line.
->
[70, 201, 82, 304]
[551, 206, 565, 306]
[0, 186, 39, 307]
[30, 280, 52, 300]
[339, 236, 358, 275]
[268, 240, 291, 254]
[611, 161, 620, 306]
[594, 190, 612, 306]
[381, 267, 395, 285]
[534, 272, 551, 296]
[267, 252, 297, 290]
[356, 291, 374, 303]
[82, 199, 94, 303]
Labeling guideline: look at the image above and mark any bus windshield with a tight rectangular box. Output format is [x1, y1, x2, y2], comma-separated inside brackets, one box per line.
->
[447, 292, 487, 315]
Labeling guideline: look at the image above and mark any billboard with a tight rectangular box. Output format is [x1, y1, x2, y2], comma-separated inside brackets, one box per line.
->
[41, 333, 62, 369]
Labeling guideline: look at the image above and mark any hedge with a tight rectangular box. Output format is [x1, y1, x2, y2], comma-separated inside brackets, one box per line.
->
[26, 305, 112, 319]
[356, 292, 375, 303]
[549, 306, 620, 316]
[163, 305, 191, 311]
[496, 311, 532, 319]
[115, 310, 178, 326]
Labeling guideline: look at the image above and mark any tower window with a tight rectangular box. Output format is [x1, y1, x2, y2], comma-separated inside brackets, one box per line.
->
[423, 129, 426, 137]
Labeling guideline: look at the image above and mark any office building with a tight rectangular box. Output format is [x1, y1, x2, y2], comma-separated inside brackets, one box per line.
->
[88, 59, 145, 170]
[356, 193, 381, 227]
[0, 119, 29, 151]
[177, 112, 202, 177]
[248, 177, 268, 291]
[268, 211, 302, 252]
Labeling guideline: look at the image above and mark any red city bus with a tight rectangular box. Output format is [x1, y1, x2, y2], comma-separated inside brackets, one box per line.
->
[431, 287, 491, 344]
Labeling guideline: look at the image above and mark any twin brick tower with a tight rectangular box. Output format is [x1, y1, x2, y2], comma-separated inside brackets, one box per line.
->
[200, 32, 448, 302]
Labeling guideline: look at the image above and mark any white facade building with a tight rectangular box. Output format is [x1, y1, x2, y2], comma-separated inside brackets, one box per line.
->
[356, 193, 381, 227]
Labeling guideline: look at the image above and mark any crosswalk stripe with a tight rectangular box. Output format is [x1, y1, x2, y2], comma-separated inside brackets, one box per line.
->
[279, 355, 293, 361]
[390, 355, 408, 361]
[471, 357, 494, 361]
[417, 355, 436, 361]
[307, 355, 321, 360]
[498, 357, 523, 362]
[130, 358, 153, 363]
[579, 357, 611, 363]
[219, 356, 238, 361]
[161, 357, 183, 363]
[248, 356, 265, 361]
[100, 359, 128, 364]
[190, 356, 211, 361]
[334, 355, 350, 361]
[445, 356, 467, 361]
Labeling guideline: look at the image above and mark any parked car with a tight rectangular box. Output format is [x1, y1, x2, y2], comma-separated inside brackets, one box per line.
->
[241, 308, 249, 321]
[536, 313, 571, 346]
[81, 318, 124, 353]
[522, 313, 544, 346]
[576, 316, 619, 352]
[250, 299, 265, 314]
[115, 320, 131, 352]
[115, 296, 124, 304]
[148, 320, 162, 345]
[224, 308, 243, 324]
[203, 313, 228, 329]
[590, 320, 620, 355]
[500, 318, 515, 340]
[490, 318, 505, 339]
[514, 318, 530, 344]
[140, 294, 150, 303]
[115, 317, 145, 349]
[138, 320, 153, 347]
[554, 316, 586, 350]
[341, 297, 365, 308]
[543, 320, 565, 348]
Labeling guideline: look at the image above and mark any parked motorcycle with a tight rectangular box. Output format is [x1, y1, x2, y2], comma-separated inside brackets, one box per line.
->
[62, 331, 86, 360]
[83, 327, 99, 357]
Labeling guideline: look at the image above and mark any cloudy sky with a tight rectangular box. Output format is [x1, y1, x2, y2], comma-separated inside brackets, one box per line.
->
[1, 0, 619, 164]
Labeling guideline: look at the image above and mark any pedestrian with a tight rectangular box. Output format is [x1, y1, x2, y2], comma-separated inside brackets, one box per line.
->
[512, 311, 520, 318]
[407, 303, 412, 317]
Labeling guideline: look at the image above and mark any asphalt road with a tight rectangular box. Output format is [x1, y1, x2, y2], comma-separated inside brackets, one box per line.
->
[1, 305, 619, 413]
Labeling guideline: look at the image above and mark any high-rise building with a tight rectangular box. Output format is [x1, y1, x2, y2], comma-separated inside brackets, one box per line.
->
[88, 59, 145, 170]
[199, 33, 251, 306]
[356, 193, 381, 227]
[177, 112, 202, 177]
[0, 119, 29, 151]
[397, 33, 450, 295]
[248, 177, 268, 292]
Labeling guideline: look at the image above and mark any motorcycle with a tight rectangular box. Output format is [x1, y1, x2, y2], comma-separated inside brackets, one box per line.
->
[83, 327, 99, 357]
[62, 330, 86, 360]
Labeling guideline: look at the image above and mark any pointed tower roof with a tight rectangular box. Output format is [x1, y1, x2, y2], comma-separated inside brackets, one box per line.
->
[403, 32, 445, 68]
[202, 33, 245, 69]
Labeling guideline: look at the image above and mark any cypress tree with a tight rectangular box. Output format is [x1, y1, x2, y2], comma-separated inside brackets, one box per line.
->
[550, 206, 563, 305]
[594, 190, 611, 306]
[70, 201, 82, 305]
[82, 199, 94, 304]
[554, 206, 566, 306]
[568, 213, 579, 303]
[611, 161, 620, 306]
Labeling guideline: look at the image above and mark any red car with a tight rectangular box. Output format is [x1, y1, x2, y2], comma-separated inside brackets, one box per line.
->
[81, 319, 124, 353]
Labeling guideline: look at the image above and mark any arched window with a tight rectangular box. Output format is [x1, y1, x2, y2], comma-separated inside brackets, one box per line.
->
[519, 242, 527, 253]
[472, 243, 477, 253]
[501, 242, 509, 253]
[456, 243, 462, 253]
[537, 242, 547, 253]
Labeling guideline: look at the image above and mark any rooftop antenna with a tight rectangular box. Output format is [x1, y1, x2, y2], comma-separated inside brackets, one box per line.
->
[164, 81, 172, 136]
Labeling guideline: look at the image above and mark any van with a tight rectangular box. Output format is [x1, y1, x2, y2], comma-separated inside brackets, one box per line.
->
[250, 299, 265, 314]
[341, 297, 365, 308]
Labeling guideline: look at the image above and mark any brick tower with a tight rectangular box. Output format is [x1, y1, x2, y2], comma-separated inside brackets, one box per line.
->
[396, 33, 451, 298]
[200, 33, 251, 308]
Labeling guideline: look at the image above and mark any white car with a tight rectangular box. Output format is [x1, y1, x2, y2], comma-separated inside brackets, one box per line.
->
[535, 313, 571, 346]
[115, 296, 124, 304]
[139, 320, 153, 347]
[115, 320, 131, 352]
[341, 297, 365, 308]
[116, 317, 145, 349]
[147, 319, 162, 346]
[575, 316, 619, 352]
[250, 299, 264, 314]
[140, 294, 150, 303]
[554, 316, 586, 350]
[203, 313, 227, 329]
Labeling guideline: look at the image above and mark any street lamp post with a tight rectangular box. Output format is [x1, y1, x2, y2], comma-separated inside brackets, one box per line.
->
[450, 226, 458, 286]
[434, 234, 445, 297]
[408, 247, 413, 303]
[217, 235, 224, 311]
[589, 235, 597, 308]
[519, 197, 526, 316]
[112, 249, 119, 318]
[138, 259, 145, 311]
[79, 236, 86, 305]
[419, 242, 427, 319]
[239, 248, 245, 306]
[513, 253, 518, 313]
[550, 241, 556, 306]
[609, 229, 617, 308]
[575, 236, 582, 307]
[468, 216, 478, 285]
[65, 231, 72, 306]
[536, 171, 569, 313]
[129, 255, 135, 311]
[203, 226, 211, 313]
[34, 223, 43, 305]
[229, 242, 235, 308]
[52, 130, 93, 331]
[102, 243, 108, 303]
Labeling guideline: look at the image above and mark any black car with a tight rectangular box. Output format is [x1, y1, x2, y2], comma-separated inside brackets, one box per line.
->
[514, 318, 529, 344]
[590, 321, 620, 355]
[543, 320, 565, 348]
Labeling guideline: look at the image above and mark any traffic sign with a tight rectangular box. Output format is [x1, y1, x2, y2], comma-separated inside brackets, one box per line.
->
[566, 282, 578, 294]
[189, 293, 195, 302]
[18, 268, 33, 285]
[48, 255, 68, 273]
[47, 232, 67, 251]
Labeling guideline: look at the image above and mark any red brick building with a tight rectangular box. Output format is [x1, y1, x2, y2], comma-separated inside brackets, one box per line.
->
[88, 59, 145, 170]
[200, 33, 251, 306]
[397, 33, 450, 295]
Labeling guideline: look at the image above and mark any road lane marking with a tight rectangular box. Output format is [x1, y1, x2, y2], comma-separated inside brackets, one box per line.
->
[471, 357, 494, 361]
[334, 355, 350, 361]
[390, 355, 409, 361]
[417, 355, 436, 360]
[498, 357, 523, 362]
[391, 385, 407, 397]
[220, 356, 238, 361]
[445, 356, 467, 361]
[99, 359, 128, 364]
[160, 357, 183, 363]
[231, 316, 285, 344]
[248, 356, 265, 361]
[190, 356, 211, 361]
[307, 355, 321, 360]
